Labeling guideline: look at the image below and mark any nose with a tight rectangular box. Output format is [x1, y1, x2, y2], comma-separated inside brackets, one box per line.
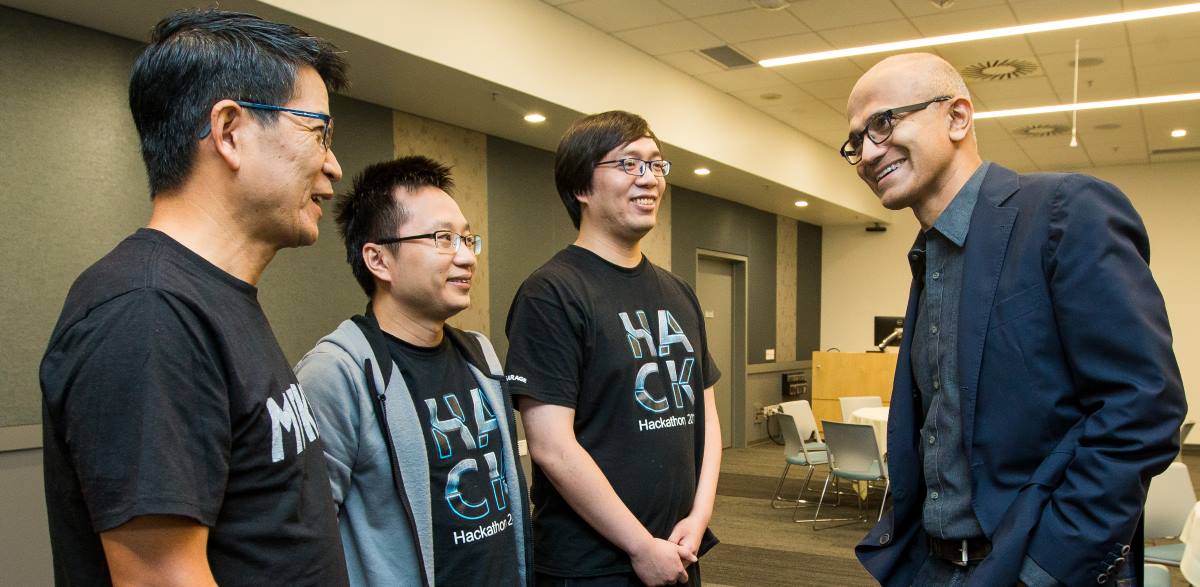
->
[453, 240, 478, 268]
[324, 148, 343, 182]
[634, 164, 659, 186]
[859, 136, 888, 169]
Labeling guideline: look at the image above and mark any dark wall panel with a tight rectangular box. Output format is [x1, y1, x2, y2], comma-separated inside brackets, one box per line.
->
[796, 221, 822, 356]
[670, 186, 777, 364]
[486, 136, 576, 359]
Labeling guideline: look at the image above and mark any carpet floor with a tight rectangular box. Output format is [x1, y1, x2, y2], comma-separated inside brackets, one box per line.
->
[701, 442, 1193, 586]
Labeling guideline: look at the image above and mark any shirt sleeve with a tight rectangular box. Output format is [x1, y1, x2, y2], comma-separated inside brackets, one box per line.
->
[55, 289, 231, 532]
[503, 279, 587, 408]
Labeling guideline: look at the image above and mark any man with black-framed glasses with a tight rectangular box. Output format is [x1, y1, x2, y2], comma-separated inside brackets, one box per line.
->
[295, 156, 532, 586]
[505, 111, 722, 586]
[847, 53, 1184, 587]
[40, 9, 351, 586]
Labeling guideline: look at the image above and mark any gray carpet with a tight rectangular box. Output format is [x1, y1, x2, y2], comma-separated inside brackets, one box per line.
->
[703, 443, 1194, 586]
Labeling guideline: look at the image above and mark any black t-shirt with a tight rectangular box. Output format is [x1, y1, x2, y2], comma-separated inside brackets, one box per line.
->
[504, 246, 721, 577]
[40, 229, 348, 586]
[386, 333, 519, 586]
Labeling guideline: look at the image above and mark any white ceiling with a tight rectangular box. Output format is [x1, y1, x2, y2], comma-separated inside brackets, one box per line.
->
[545, 0, 1200, 171]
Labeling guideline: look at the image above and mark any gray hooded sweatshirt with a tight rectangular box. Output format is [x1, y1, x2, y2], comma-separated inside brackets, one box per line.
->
[295, 315, 531, 586]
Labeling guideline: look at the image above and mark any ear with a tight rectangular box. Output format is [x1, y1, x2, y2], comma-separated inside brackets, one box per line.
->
[362, 243, 395, 288]
[947, 97, 974, 143]
[207, 99, 247, 172]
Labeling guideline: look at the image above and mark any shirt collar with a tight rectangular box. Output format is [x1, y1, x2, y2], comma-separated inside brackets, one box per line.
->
[930, 161, 990, 248]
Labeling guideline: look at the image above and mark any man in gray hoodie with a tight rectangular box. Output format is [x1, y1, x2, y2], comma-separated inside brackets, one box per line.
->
[295, 156, 531, 586]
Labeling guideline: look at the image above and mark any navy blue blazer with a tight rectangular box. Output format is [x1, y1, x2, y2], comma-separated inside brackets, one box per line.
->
[855, 164, 1186, 586]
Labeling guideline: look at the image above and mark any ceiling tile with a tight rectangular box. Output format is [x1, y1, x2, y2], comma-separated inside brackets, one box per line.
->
[773, 58, 864, 84]
[1008, 0, 1121, 23]
[1143, 103, 1200, 152]
[799, 76, 862, 100]
[735, 32, 834, 61]
[730, 84, 816, 107]
[909, 5, 1018, 36]
[1126, 12, 1200, 45]
[658, 0, 748, 18]
[969, 76, 1062, 109]
[1039, 46, 1137, 102]
[822, 98, 848, 116]
[695, 66, 788, 92]
[933, 37, 1039, 69]
[615, 21, 723, 55]
[1134, 61, 1200, 96]
[656, 50, 724, 75]
[817, 19, 923, 49]
[890, 0, 1008, 19]
[1017, 137, 1094, 170]
[787, 0, 904, 31]
[558, 0, 681, 33]
[1026, 23, 1128, 54]
[978, 136, 1038, 171]
[1131, 37, 1200, 69]
[695, 8, 809, 44]
[542, 0, 578, 5]
[973, 119, 1011, 142]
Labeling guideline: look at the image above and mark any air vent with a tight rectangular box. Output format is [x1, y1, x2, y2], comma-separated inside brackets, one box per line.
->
[1069, 57, 1105, 69]
[961, 58, 1038, 81]
[1018, 124, 1069, 137]
[1151, 146, 1200, 155]
[699, 45, 757, 69]
[1093, 123, 1122, 131]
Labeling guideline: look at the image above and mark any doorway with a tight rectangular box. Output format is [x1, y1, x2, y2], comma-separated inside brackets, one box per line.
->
[695, 252, 747, 449]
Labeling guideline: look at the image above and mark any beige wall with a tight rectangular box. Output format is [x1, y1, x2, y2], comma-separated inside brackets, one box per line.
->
[820, 161, 1200, 438]
[393, 111, 490, 334]
[776, 216, 799, 362]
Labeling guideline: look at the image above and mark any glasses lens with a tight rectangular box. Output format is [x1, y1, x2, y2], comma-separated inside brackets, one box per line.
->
[840, 139, 861, 165]
[468, 235, 483, 255]
[324, 119, 334, 150]
[618, 159, 642, 175]
[866, 114, 894, 144]
[433, 231, 456, 250]
[650, 160, 670, 177]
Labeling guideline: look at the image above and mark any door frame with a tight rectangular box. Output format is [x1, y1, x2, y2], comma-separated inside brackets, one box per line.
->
[695, 249, 748, 448]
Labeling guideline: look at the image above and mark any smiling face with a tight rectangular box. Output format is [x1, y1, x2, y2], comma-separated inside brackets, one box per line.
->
[379, 185, 476, 322]
[577, 136, 666, 244]
[846, 54, 974, 214]
[240, 66, 343, 249]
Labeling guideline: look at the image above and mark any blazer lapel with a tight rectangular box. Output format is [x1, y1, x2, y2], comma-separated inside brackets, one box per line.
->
[958, 165, 1020, 457]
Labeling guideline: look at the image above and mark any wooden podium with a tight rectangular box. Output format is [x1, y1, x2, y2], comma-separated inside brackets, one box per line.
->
[810, 351, 897, 432]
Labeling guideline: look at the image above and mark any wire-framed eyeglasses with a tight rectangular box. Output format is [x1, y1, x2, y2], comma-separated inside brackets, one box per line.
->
[840, 96, 951, 165]
[198, 101, 334, 150]
[595, 158, 672, 177]
[374, 230, 483, 255]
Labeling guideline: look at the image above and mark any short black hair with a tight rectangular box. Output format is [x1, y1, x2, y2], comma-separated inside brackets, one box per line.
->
[554, 111, 662, 228]
[335, 156, 455, 296]
[129, 9, 348, 197]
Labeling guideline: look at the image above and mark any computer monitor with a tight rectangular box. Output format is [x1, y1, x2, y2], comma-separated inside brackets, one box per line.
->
[874, 316, 904, 349]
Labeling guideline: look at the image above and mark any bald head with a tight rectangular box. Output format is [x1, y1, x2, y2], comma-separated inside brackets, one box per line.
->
[849, 53, 969, 117]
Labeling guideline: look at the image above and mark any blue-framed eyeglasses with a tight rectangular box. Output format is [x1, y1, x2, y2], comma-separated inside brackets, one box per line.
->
[595, 158, 672, 177]
[198, 101, 334, 150]
[374, 230, 483, 255]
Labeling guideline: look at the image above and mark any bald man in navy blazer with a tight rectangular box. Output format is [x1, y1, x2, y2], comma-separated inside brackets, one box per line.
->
[842, 53, 1186, 587]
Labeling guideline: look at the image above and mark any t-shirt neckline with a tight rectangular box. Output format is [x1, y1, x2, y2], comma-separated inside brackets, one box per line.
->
[566, 244, 648, 276]
[134, 228, 259, 297]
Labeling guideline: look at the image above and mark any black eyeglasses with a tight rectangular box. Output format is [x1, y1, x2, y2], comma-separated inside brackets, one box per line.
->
[198, 100, 334, 150]
[595, 158, 672, 177]
[840, 96, 951, 165]
[374, 230, 483, 255]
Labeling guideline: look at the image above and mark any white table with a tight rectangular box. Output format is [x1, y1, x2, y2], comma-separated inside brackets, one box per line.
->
[850, 406, 889, 456]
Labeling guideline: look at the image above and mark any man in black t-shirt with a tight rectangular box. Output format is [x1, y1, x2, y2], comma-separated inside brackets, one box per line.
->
[40, 10, 349, 586]
[505, 111, 722, 586]
[295, 157, 531, 586]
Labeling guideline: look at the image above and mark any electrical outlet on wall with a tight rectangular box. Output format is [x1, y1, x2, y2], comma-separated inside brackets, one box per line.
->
[765, 348, 775, 361]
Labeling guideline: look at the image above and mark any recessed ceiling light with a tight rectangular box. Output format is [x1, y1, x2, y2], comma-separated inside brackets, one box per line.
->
[760, 3, 1200, 66]
[524, 113, 546, 123]
[794, 200, 809, 207]
[975, 92, 1200, 119]
[694, 167, 711, 176]
[1172, 129, 1188, 138]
